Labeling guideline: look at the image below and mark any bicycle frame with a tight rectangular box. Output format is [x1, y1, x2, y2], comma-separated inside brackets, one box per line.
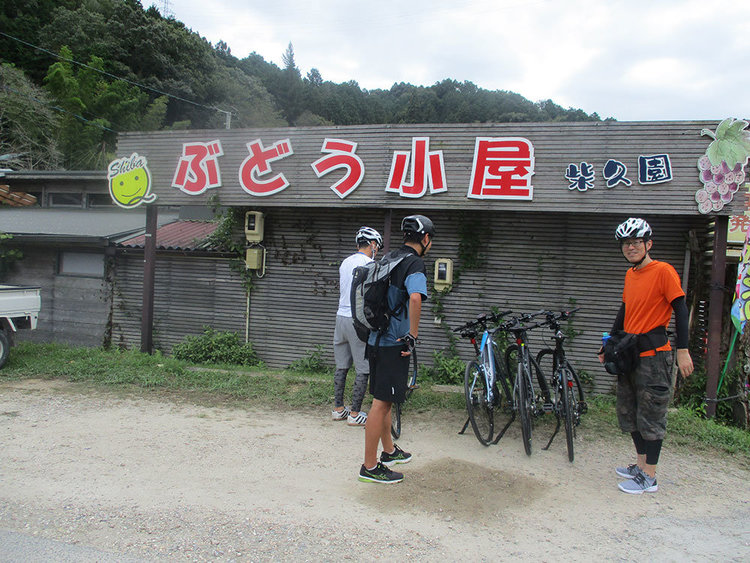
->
[456, 311, 512, 442]
[536, 309, 586, 461]
[494, 317, 545, 449]
[478, 329, 501, 405]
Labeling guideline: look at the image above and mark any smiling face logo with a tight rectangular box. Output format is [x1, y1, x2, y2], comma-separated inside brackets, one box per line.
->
[107, 153, 157, 208]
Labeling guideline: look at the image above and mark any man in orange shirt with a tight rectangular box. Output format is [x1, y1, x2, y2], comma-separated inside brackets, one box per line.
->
[601, 218, 694, 494]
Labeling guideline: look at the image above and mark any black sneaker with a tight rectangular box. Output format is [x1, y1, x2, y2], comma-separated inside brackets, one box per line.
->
[380, 444, 412, 467]
[359, 462, 404, 484]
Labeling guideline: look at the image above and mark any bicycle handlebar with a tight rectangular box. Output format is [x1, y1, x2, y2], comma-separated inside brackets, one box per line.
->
[454, 307, 580, 339]
[541, 307, 581, 327]
[453, 309, 512, 335]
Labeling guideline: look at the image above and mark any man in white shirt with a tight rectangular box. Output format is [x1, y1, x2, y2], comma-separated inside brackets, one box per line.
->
[332, 226, 383, 426]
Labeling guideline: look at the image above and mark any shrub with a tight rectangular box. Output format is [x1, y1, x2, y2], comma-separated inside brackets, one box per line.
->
[289, 345, 330, 373]
[674, 365, 747, 427]
[422, 349, 465, 385]
[172, 326, 261, 366]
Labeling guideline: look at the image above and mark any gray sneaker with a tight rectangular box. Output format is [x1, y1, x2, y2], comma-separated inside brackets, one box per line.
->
[618, 470, 658, 494]
[615, 464, 640, 479]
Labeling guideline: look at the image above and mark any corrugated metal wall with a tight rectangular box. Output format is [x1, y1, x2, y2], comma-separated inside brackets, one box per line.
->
[5, 247, 111, 347]
[112, 208, 709, 394]
[110, 253, 247, 351]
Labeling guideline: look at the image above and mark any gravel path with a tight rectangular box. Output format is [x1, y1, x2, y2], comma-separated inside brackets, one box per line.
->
[1, 379, 748, 561]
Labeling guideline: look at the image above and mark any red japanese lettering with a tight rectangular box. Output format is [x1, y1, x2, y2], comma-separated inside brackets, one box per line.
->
[386, 137, 447, 198]
[172, 140, 224, 195]
[239, 139, 294, 196]
[468, 137, 535, 200]
[311, 138, 365, 199]
[729, 215, 750, 233]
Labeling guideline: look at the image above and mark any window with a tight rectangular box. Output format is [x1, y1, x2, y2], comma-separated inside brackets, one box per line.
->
[59, 252, 104, 277]
[87, 193, 115, 207]
[48, 192, 83, 208]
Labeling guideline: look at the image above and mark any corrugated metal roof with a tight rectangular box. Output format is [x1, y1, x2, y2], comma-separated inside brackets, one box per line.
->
[0, 170, 106, 182]
[0, 208, 179, 238]
[118, 220, 219, 250]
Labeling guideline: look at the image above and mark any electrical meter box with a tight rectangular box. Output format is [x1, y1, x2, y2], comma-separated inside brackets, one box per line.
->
[433, 258, 454, 291]
[245, 248, 264, 270]
[245, 211, 264, 243]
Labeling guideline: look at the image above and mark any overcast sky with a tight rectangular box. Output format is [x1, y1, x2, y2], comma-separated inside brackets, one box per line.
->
[162, 0, 749, 122]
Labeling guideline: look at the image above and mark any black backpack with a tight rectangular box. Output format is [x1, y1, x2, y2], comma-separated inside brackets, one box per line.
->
[350, 253, 407, 342]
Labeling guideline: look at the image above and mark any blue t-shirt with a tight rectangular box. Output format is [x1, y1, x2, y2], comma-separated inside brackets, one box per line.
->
[368, 246, 428, 347]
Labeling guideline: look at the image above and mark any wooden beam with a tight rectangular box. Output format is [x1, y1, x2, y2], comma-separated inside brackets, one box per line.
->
[140, 205, 158, 354]
[705, 215, 728, 418]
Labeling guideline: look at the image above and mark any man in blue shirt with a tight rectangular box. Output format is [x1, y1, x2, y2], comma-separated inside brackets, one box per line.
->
[359, 215, 434, 484]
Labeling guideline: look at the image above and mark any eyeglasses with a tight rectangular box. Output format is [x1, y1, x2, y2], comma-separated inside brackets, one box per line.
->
[621, 239, 644, 248]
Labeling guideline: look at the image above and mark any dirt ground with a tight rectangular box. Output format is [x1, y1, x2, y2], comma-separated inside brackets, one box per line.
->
[0, 379, 748, 562]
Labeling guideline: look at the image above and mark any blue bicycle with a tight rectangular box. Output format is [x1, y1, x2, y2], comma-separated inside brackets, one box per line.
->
[456, 311, 513, 446]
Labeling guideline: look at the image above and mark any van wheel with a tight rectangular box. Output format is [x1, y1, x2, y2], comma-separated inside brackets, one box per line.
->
[0, 330, 9, 369]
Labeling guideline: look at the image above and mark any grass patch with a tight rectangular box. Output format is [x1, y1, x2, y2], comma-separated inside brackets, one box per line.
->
[2, 342, 748, 462]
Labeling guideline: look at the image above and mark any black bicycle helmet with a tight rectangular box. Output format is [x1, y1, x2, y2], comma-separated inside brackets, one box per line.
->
[401, 215, 435, 237]
[355, 226, 383, 249]
[615, 218, 652, 241]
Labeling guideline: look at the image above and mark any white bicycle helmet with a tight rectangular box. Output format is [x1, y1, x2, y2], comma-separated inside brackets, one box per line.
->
[615, 218, 652, 241]
[355, 226, 383, 249]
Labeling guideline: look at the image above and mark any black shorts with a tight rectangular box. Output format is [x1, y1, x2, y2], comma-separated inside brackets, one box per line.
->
[368, 344, 410, 403]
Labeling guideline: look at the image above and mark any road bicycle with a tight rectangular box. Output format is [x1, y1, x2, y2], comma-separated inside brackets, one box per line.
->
[502, 312, 550, 456]
[535, 309, 587, 461]
[390, 347, 419, 439]
[455, 310, 513, 445]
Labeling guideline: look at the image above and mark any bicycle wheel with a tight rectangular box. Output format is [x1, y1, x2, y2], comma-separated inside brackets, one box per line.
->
[516, 368, 533, 456]
[390, 402, 402, 439]
[560, 367, 575, 462]
[535, 348, 558, 383]
[492, 343, 513, 412]
[529, 349, 551, 403]
[567, 361, 586, 406]
[464, 361, 494, 446]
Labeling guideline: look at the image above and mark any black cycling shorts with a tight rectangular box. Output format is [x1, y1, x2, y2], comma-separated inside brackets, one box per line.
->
[368, 344, 409, 403]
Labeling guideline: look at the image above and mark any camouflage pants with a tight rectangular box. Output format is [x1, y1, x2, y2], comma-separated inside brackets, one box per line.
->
[616, 350, 673, 441]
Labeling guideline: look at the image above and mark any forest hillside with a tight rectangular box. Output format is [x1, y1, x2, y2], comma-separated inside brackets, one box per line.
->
[0, 0, 603, 170]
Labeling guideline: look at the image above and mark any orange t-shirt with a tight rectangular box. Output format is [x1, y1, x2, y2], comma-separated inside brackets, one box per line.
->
[622, 260, 684, 356]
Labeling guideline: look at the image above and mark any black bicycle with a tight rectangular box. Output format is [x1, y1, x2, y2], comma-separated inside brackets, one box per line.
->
[455, 311, 513, 445]
[390, 348, 419, 439]
[501, 312, 550, 456]
[535, 309, 587, 462]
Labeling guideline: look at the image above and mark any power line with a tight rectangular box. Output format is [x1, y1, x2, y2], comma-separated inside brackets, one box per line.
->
[1, 84, 117, 132]
[0, 30, 232, 122]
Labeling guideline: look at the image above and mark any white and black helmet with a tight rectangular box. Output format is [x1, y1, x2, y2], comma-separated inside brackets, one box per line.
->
[615, 218, 652, 241]
[355, 226, 383, 249]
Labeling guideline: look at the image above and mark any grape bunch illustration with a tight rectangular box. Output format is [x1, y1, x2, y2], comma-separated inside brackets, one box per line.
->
[695, 118, 750, 214]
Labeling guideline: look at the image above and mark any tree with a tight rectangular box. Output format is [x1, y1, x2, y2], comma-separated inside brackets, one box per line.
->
[306, 68, 323, 87]
[272, 42, 304, 125]
[43, 46, 157, 169]
[204, 67, 286, 128]
[0, 63, 61, 169]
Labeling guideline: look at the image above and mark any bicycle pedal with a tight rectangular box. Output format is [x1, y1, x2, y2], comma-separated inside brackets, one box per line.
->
[579, 401, 588, 414]
[408, 384, 420, 390]
[542, 402, 554, 413]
